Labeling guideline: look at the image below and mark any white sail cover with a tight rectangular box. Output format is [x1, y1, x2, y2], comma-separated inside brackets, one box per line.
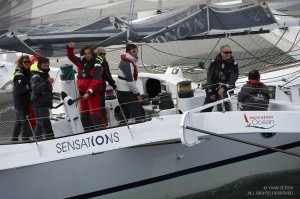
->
[0, 0, 282, 57]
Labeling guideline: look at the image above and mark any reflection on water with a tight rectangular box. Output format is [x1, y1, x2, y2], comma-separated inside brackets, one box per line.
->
[180, 169, 300, 199]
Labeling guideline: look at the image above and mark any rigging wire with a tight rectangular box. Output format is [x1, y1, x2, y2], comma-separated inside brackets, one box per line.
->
[204, 38, 221, 67]
[240, 29, 298, 69]
[140, 43, 150, 72]
[228, 37, 277, 65]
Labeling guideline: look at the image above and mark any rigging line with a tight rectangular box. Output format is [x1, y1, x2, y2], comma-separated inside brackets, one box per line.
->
[247, 34, 263, 49]
[239, 30, 287, 69]
[273, 13, 300, 17]
[274, 29, 300, 65]
[258, 68, 300, 82]
[144, 43, 206, 60]
[286, 29, 300, 53]
[240, 69, 300, 85]
[204, 38, 221, 67]
[140, 44, 150, 72]
[64, 45, 300, 63]
[239, 57, 297, 71]
[185, 126, 300, 158]
[281, 74, 300, 88]
[205, 46, 300, 62]
[262, 29, 300, 66]
[243, 60, 300, 81]
[143, 38, 293, 68]
[228, 37, 282, 68]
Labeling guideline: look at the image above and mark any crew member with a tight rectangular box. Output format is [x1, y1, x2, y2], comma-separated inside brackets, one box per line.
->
[238, 70, 270, 111]
[11, 55, 32, 142]
[67, 42, 105, 130]
[31, 57, 54, 140]
[202, 44, 239, 112]
[95, 47, 116, 126]
[116, 44, 145, 124]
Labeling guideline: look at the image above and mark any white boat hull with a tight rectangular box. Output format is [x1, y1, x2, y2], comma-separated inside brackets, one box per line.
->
[1, 133, 299, 199]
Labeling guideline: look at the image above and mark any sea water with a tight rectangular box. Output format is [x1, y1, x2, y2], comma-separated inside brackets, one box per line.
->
[180, 169, 300, 199]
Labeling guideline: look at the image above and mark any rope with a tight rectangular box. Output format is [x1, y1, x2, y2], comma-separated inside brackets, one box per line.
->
[140, 44, 150, 72]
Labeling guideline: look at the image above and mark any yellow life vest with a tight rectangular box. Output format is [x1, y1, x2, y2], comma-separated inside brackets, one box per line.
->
[30, 62, 44, 73]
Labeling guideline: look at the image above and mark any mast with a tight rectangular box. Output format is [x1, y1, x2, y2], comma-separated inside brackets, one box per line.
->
[157, 0, 162, 13]
[127, 0, 136, 43]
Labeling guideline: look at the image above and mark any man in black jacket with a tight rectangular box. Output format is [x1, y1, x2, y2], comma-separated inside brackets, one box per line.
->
[11, 55, 32, 142]
[31, 57, 54, 140]
[94, 47, 116, 91]
[202, 44, 239, 112]
[238, 70, 270, 111]
[95, 47, 116, 126]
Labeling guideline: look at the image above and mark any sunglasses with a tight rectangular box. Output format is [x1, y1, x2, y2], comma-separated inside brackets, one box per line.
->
[131, 50, 138, 53]
[222, 51, 232, 55]
[23, 61, 30, 64]
[99, 53, 106, 56]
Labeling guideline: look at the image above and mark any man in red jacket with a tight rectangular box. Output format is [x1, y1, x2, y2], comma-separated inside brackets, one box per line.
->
[67, 42, 106, 131]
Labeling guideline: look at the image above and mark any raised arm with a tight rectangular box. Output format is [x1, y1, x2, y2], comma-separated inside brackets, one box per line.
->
[67, 42, 81, 68]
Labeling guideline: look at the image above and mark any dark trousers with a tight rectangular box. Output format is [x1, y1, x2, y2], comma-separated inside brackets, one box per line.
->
[34, 107, 54, 140]
[100, 89, 108, 126]
[202, 90, 229, 112]
[117, 91, 145, 124]
[12, 108, 31, 141]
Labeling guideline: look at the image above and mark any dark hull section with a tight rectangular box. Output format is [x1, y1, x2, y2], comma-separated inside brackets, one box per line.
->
[1, 133, 300, 199]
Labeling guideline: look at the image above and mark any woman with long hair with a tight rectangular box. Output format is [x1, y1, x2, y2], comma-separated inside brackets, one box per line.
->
[11, 55, 32, 142]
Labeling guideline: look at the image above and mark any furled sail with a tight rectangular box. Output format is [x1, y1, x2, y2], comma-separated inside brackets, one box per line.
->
[144, 3, 277, 43]
[0, 0, 297, 57]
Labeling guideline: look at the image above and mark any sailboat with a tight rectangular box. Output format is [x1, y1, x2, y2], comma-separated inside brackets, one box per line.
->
[0, 0, 300, 198]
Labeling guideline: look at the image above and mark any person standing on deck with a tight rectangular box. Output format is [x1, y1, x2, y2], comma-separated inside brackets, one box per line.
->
[94, 47, 116, 126]
[29, 50, 45, 131]
[11, 55, 32, 142]
[67, 42, 106, 130]
[30, 57, 54, 140]
[116, 44, 145, 124]
[202, 44, 239, 112]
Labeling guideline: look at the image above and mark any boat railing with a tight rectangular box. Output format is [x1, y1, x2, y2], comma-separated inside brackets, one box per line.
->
[0, 95, 180, 144]
[179, 96, 233, 146]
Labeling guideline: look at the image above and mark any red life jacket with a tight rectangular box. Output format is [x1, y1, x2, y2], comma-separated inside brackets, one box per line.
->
[247, 79, 264, 85]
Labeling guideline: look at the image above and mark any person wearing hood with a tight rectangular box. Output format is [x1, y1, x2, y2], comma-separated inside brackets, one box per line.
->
[11, 55, 32, 142]
[238, 70, 270, 111]
[67, 42, 105, 130]
[202, 44, 239, 112]
[31, 57, 54, 140]
[116, 44, 145, 124]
